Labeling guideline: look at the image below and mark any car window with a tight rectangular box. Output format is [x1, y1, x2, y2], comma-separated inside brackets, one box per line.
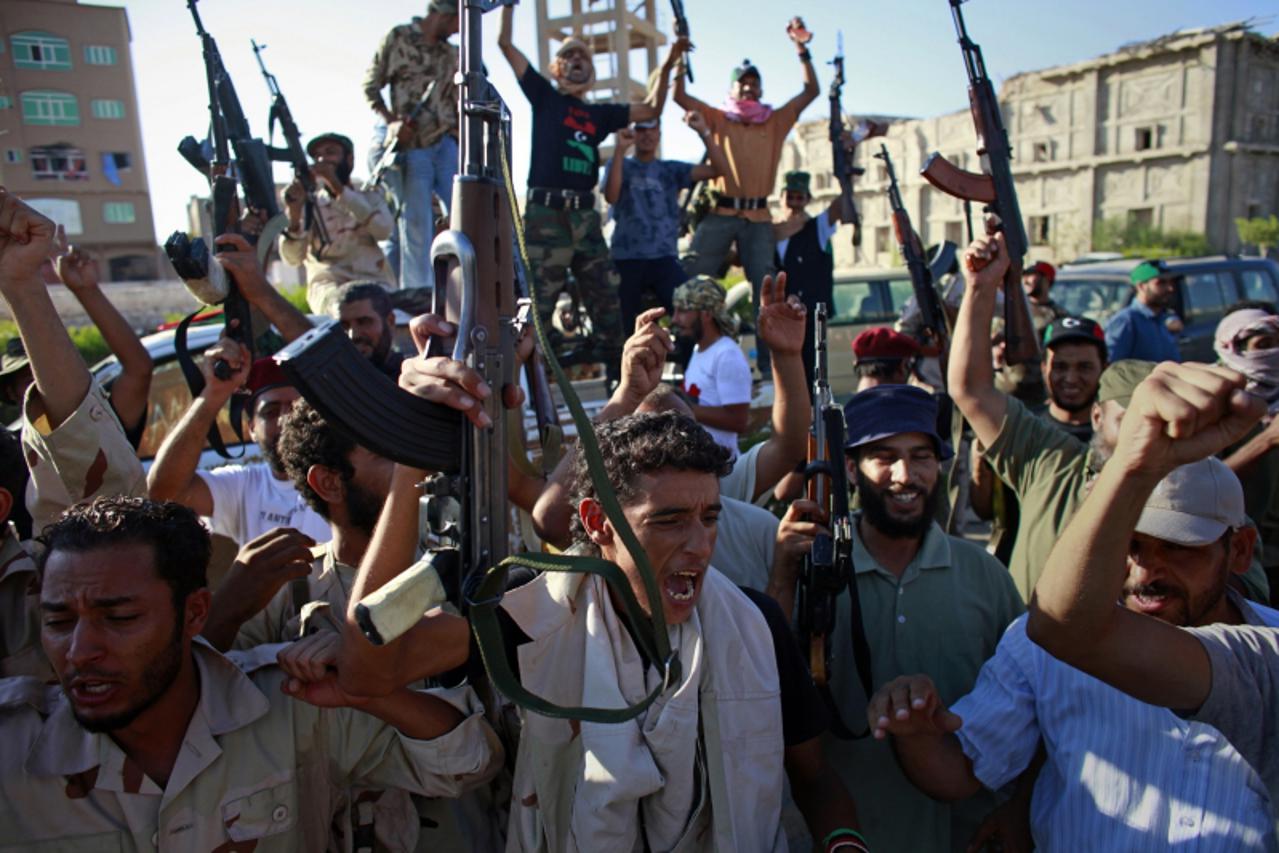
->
[831, 280, 898, 325]
[1052, 279, 1130, 323]
[1181, 272, 1231, 324]
[132, 357, 244, 460]
[1239, 269, 1279, 304]
[887, 278, 915, 314]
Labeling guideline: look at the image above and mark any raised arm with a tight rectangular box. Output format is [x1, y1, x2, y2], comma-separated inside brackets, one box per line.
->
[498, 4, 530, 78]
[629, 35, 683, 123]
[672, 43, 710, 114]
[685, 111, 729, 182]
[751, 272, 810, 500]
[214, 233, 313, 343]
[0, 192, 88, 429]
[776, 18, 820, 118]
[603, 128, 633, 206]
[948, 232, 1010, 449]
[55, 240, 153, 434]
[1026, 363, 1264, 710]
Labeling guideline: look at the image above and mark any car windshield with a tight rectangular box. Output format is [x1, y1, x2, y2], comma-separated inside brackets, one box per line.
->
[1053, 278, 1131, 323]
[831, 277, 913, 325]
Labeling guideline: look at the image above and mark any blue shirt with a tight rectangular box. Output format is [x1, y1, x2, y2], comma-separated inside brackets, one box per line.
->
[1105, 300, 1182, 363]
[603, 157, 694, 260]
[952, 604, 1279, 851]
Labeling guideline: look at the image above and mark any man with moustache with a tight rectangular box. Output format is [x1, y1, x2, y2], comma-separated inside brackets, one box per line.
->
[279, 133, 395, 314]
[1105, 259, 1182, 363]
[869, 453, 1279, 850]
[334, 282, 408, 381]
[0, 496, 500, 850]
[498, 4, 668, 385]
[670, 276, 753, 459]
[767, 384, 1024, 853]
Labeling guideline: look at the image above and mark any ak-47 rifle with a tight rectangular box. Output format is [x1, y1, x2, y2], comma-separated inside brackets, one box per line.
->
[828, 33, 863, 247]
[669, 0, 693, 82]
[877, 144, 948, 357]
[368, 81, 439, 187]
[274, 0, 678, 724]
[251, 39, 330, 253]
[920, 0, 1039, 365]
[798, 305, 872, 735]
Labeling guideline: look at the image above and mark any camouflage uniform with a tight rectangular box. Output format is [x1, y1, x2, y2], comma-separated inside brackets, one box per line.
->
[0, 526, 49, 682]
[524, 203, 624, 370]
[0, 641, 501, 851]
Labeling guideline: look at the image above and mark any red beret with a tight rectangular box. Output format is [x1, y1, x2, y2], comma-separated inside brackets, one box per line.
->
[852, 327, 921, 361]
[246, 356, 291, 396]
[1026, 261, 1056, 284]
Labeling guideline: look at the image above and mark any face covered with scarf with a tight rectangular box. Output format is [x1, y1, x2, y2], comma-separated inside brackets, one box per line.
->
[1214, 308, 1279, 414]
[721, 60, 773, 124]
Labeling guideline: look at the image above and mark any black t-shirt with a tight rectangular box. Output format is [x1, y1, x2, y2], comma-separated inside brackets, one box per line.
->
[518, 67, 631, 193]
[469, 570, 829, 748]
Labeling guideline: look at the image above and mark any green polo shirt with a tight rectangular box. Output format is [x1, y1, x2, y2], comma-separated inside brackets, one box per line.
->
[986, 397, 1270, 603]
[824, 517, 1024, 853]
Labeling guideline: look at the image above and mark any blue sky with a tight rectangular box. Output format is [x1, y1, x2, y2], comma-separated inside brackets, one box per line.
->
[98, 0, 1276, 241]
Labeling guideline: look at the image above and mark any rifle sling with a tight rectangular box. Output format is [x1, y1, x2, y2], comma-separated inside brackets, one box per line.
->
[174, 308, 245, 460]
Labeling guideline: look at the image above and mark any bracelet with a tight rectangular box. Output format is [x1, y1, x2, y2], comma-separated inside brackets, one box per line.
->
[824, 828, 870, 853]
[798, 48, 812, 63]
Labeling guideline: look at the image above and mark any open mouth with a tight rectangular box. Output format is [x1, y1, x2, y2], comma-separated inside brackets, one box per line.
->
[69, 679, 119, 707]
[888, 490, 922, 507]
[663, 570, 701, 603]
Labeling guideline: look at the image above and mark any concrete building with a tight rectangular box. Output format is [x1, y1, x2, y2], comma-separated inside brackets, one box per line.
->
[0, 0, 158, 280]
[780, 21, 1279, 271]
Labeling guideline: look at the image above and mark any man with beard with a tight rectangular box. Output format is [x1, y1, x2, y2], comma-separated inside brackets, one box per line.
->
[869, 452, 1279, 849]
[950, 232, 1271, 602]
[1105, 259, 1182, 363]
[767, 383, 1023, 853]
[335, 281, 408, 381]
[0, 495, 501, 850]
[673, 21, 819, 380]
[279, 133, 395, 314]
[498, 5, 667, 385]
[996, 262, 1066, 405]
[147, 351, 330, 547]
[671, 276, 753, 459]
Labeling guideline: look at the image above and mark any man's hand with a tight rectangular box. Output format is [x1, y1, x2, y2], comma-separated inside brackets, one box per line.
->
[1116, 362, 1265, 479]
[770, 499, 825, 589]
[218, 527, 317, 622]
[786, 16, 813, 47]
[756, 271, 806, 357]
[962, 231, 1009, 299]
[664, 34, 691, 67]
[684, 110, 709, 137]
[279, 632, 366, 708]
[614, 127, 635, 155]
[0, 188, 57, 286]
[392, 114, 416, 147]
[310, 161, 343, 196]
[400, 313, 525, 429]
[613, 307, 674, 409]
[199, 336, 252, 401]
[213, 233, 276, 305]
[867, 674, 963, 741]
[54, 229, 100, 292]
[283, 179, 305, 224]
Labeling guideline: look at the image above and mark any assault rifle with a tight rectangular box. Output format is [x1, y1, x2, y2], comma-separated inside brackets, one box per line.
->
[274, 0, 678, 724]
[828, 32, 863, 247]
[670, 0, 693, 82]
[877, 144, 948, 358]
[920, 0, 1039, 366]
[251, 39, 330, 253]
[170, 0, 284, 383]
[798, 305, 872, 735]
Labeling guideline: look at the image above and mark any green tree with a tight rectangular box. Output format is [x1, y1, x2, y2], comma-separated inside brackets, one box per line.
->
[1092, 217, 1210, 259]
[1236, 215, 1279, 258]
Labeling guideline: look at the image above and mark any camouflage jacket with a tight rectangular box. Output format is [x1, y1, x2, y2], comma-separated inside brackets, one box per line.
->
[363, 19, 459, 151]
[0, 527, 50, 682]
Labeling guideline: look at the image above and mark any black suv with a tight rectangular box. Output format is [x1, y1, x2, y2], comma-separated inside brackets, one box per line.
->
[1053, 256, 1279, 362]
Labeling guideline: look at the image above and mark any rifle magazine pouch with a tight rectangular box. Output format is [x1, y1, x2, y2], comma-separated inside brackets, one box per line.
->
[354, 553, 448, 645]
[274, 321, 463, 472]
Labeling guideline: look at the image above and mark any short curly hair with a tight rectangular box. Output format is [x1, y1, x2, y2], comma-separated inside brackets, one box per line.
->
[36, 496, 210, 608]
[569, 411, 731, 548]
[276, 400, 354, 520]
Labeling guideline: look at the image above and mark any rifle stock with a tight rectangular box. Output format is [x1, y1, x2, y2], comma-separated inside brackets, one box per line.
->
[920, 0, 1039, 366]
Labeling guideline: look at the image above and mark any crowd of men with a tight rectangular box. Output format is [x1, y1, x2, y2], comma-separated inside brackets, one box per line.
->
[2, 4, 1279, 852]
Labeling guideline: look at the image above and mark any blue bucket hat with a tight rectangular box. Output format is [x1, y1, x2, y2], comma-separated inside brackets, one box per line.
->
[842, 384, 952, 460]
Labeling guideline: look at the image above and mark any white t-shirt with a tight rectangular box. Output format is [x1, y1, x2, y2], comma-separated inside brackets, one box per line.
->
[775, 210, 837, 259]
[199, 463, 332, 546]
[684, 335, 753, 459]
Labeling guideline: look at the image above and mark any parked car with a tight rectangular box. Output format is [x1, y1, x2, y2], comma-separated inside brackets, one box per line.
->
[1054, 256, 1279, 362]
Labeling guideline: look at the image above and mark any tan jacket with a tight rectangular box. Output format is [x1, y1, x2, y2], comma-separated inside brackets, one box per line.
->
[0, 641, 501, 851]
[0, 528, 49, 682]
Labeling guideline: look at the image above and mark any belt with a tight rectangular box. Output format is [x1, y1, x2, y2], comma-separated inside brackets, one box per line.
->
[527, 187, 595, 211]
[716, 196, 770, 211]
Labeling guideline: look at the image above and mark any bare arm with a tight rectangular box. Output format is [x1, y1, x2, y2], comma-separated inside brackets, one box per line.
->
[214, 233, 313, 343]
[672, 51, 710, 113]
[968, 444, 996, 521]
[776, 23, 820, 118]
[497, 5, 530, 77]
[146, 337, 250, 512]
[867, 674, 983, 801]
[752, 273, 810, 500]
[689, 401, 750, 433]
[56, 246, 152, 433]
[1223, 417, 1279, 481]
[603, 129, 632, 206]
[948, 232, 1010, 449]
[685, 110, 730, 182]
[784, 737, 862, 844]
[766, 499, 824, 618]
[1026, 363, 1264, 710]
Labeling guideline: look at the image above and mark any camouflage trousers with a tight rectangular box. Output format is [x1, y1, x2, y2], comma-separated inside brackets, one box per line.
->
[523, 203, 623, 368]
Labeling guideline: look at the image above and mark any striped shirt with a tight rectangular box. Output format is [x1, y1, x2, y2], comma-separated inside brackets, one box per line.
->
[952, 597, 1278, 851]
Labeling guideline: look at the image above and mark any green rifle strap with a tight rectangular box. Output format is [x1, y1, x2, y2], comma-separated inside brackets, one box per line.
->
[506, 407, 542, 482]
[469, 552, 676, 723]
[477, 125, 680, 712]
